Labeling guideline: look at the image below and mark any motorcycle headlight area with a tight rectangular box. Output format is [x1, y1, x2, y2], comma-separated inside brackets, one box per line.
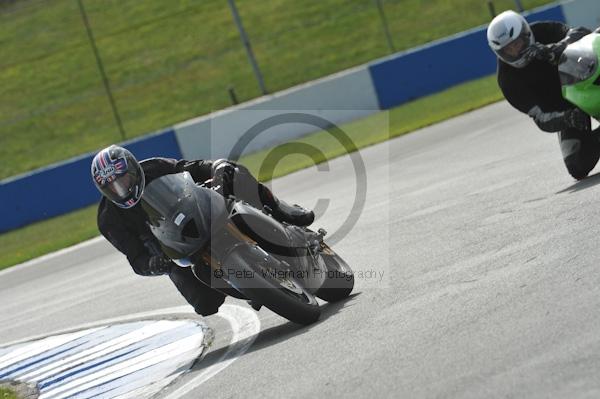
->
[559, 47, 598, 86]
[173, 257, 193, 267]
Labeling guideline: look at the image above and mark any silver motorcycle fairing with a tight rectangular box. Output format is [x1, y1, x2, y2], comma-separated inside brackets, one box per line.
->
[230, 202, 328, 293]
[141, 172, 229, 260]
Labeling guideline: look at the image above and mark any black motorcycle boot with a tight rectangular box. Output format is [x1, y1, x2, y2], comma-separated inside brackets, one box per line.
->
[271, 199, 315, 226]
[259, 185, 315, 226]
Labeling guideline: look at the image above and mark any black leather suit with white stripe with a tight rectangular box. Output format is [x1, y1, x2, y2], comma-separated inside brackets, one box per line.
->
[497, 21, 599, 179]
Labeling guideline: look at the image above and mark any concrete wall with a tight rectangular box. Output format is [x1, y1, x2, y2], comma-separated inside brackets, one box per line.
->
[3, 0, 599, 233]
[0, 130, 181, 233]
[367, 4, 565, 109]
[174, 66, 380, 160]
[562, 0, 600, 29]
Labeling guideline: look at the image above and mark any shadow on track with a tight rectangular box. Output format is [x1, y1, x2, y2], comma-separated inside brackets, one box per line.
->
[248, 292, 361, 353]
[190, 293, 360, 373]
[556, 172, 600, 194]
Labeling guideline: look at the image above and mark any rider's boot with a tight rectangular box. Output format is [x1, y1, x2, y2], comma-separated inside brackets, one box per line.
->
[259, 186, 315, 226]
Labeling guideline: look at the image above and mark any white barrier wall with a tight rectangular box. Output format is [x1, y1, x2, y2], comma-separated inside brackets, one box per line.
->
[5, 0, 600, 233]
[562, 0, 600, 29]
[174, 66, 379, 160]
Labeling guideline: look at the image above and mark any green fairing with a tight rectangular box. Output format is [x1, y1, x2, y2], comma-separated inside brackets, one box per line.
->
[561, 34, 600, 119]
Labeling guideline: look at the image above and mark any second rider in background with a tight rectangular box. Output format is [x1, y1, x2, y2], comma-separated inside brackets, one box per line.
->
[487, 10, 599, 179]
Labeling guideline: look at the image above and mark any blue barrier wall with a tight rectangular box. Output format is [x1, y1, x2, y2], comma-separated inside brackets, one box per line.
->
[0, 130, 182, 233]
[368, 5, 566, 110]
[0, 1, 584, 235]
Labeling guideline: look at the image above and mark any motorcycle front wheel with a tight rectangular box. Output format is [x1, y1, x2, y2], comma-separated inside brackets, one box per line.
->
[222, 244, 321, 325]
[315, 243, 354, 302]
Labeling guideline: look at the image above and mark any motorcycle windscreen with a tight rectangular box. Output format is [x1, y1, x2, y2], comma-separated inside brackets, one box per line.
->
[142, 172, 227, 259]
[559, 46, 598, 86]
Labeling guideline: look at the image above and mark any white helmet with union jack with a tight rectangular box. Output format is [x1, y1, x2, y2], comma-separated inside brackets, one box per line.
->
[91, 145, 145, 208]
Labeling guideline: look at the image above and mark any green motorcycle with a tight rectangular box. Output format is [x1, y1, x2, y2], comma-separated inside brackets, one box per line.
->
[559, 32, 600, 118]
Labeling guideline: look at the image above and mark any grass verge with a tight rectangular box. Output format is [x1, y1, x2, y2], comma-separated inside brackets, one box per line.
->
[0, 387, 18, 399]
[0, 74, 504, 270]
[0, 0, 550, 180]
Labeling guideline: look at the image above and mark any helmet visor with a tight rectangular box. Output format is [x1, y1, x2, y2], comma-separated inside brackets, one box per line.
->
[497, 33, 531, 65]
[100, 164, 144, 207]
[106, 173, 135, 199]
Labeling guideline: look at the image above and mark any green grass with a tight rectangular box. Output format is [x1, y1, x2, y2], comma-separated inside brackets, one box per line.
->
[0, 387, 18, 399]
[0, 0, 551, 180]
[0, 74, 504, 270]
[0, 204, 100, 269]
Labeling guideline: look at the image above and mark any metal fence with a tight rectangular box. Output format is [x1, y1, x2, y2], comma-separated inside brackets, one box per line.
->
[0, 0, 547, 180]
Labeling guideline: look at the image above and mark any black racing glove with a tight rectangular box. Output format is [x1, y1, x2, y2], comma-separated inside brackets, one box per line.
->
[527, 42, 566, 65]
[211, 160, 238, 196]
[564, 108, 590, 131]
[528, 28, 590, 65]
[148, 255, 173, 275]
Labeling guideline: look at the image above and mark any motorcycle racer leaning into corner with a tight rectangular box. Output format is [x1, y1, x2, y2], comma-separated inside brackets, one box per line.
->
[487, 10, 600, 180]
[91, 145, 315, 316]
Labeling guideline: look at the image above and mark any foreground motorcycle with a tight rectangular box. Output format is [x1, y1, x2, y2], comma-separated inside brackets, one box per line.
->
[558, 32, 600, 117]
[141, 172, 354, 325]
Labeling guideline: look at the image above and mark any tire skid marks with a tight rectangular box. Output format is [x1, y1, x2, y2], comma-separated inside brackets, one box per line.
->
[36, 324, 197, 392]
[20, 321, 186, 381]
[3, 324, 145, 381]
[0, 320, 208, 399]
[0, 328, 104, 374]
[38, 334, 203, 399]
[162, 304, 261, 399]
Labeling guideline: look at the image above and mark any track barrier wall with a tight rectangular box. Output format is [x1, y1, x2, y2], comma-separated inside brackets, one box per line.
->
[1, 0, 597, 233]
[174, 66, 380, 160]
[0, 130, 181, 233]
[561, 0, 600, 30]
[367, 5, 565, 109]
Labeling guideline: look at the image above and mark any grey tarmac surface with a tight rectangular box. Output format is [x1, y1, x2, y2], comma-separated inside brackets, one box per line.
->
[3, 101, 600, 398]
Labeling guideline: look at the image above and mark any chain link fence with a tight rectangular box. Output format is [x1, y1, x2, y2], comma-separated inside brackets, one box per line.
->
[0, 0, 550, 179]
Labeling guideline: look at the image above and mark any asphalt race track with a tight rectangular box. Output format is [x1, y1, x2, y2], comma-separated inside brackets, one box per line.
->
[3, 101, 600, 398]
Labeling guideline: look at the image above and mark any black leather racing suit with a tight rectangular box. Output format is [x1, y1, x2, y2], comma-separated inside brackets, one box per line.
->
[97, 157, 273, 316]
[497, 21, 599, 179]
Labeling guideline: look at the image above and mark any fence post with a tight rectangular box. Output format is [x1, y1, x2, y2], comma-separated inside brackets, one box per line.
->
[228, 86, 239, 105]
[76, 0, 126, 140]
[374, 0, 395, 53]
[228, 0, 268, 95]
[487, 0, 496, 18]
[513, 0, 524, 12]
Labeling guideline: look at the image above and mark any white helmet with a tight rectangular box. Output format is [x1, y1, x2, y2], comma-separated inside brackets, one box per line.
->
[487, 10, 535, 68]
